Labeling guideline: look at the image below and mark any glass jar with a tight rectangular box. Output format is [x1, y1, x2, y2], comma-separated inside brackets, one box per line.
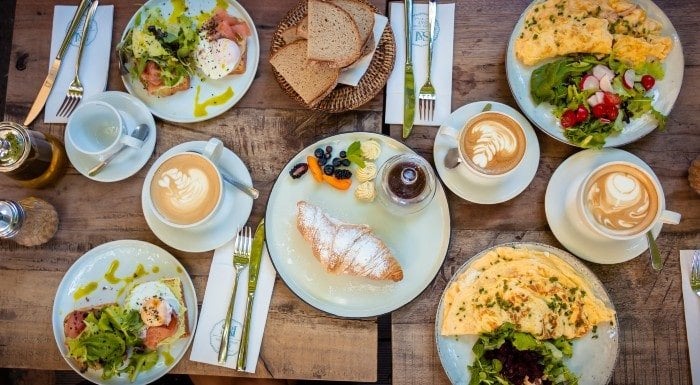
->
[0, 197, 59, 247]
[0, 122, 67, 188]
[375, 154, 437, 215]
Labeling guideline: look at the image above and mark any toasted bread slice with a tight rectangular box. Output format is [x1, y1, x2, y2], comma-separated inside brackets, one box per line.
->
[297, 16, 308, 39]
[154, 277, 189, 347]
[307, 0, 363, 68]
[329, 0, 374, 49]
[146, 76, 191, 97]
[270, 40, 340, 106]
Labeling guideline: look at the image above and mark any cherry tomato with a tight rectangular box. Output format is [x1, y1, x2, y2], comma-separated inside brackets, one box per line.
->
[560, 110, 578, 128]
[603, 92, 621, 106]
[592, 104, 606, 118]
[575, 105, 589, 122]
[604, 104, 619, 120]
[641, 75, 656, 91]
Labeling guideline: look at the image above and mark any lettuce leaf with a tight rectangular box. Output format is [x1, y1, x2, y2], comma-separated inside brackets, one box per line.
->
[530, 58, 593, 105]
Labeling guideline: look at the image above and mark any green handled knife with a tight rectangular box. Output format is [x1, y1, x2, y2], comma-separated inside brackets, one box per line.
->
[403, 0, 415, 139]
[236, 219, 265, 371]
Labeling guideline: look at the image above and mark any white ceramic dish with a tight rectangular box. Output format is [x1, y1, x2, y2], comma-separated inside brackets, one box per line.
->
[52, 240, 198, 385]
[434, 101, 540, 204]
[119, 0, 260, 123]
[266, 132, 451, 318]
[141, 140, 253, 252]
[505, 0, 684, 148]
[545, 148, 663, 264]
[435, 242, 619, 385]
[65, 91, 157, 182]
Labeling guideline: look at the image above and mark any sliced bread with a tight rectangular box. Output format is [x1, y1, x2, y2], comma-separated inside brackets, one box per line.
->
[307, 0, 363, 68]
[329, 0, 375, 49]
[297, 16, 309, 39]
[270, 40, 340, 106]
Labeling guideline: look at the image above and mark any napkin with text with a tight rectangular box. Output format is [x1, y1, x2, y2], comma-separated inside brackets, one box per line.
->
[45, 5, 113, 124]
[190, 238, 276, 372]
[339, 13, 389, 86]
[680, 250, 700, 385]
[385, 2, 455, 126]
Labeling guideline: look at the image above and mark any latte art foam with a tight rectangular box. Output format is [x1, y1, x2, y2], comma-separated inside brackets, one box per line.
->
[460, 113, 526, 175]
[150, 153, 221, 226]
[584, 164, 658, 236]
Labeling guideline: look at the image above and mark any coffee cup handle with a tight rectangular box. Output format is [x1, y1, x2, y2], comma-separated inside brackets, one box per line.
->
[439, 125, 460, 140]
[203, 137, 223, 163]
[660, 210, 681, 225]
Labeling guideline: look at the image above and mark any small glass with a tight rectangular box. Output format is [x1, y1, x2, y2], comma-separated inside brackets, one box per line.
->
[375, 154, 437, 215]
[0, 122, 67, 188]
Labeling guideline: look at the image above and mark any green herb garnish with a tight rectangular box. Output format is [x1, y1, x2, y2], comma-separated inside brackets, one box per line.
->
[346, 141, 366, 168]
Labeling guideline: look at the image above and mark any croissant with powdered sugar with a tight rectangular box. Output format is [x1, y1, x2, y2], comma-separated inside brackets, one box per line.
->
[296, 201, 404, 282]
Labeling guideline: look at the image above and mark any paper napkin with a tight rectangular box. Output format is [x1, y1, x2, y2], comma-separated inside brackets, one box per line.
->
[190, 238, 276, 373]
[385, 2, 455, 127]
[338, 13, 389, 86]
[45, 5, 113, 124]
[680, 250, 700, 384]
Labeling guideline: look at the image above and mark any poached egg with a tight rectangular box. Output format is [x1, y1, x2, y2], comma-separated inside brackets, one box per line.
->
[125, 281, 181, 327]
[195, 32, 242, 80]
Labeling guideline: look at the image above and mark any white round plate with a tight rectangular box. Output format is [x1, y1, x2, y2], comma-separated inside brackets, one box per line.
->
[434, 101, 540, 204]
[65, 91, 157, 182]
[52, 240, 198, 385]
[265, 132, 451, 318]
[141, 140, 253, 252]
[506, 0, 684, 148]
[545, 148, 663, 264]
[119, 0, 260, 123]
[435, 242, 618, 385]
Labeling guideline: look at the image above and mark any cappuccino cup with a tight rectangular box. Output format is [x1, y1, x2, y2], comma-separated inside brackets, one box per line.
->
[577, 161, 681, 240]
[147, 138, 224, 229]
[67, 101, 144, 160]
[441, 111, 527, 178]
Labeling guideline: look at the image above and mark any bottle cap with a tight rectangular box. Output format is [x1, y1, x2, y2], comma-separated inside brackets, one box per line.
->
[0, 200, 24, 238]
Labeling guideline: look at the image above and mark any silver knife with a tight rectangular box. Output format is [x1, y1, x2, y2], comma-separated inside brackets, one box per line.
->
[236, 219, 265, 371]
[402, 0, 415, 139]
[24, 0, 92, 126]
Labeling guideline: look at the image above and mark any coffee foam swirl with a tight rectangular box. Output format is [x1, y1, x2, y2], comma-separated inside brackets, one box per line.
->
[461, 114, 525, 175]
[157, 168, 210, 211]
[586, 170, 655, 233]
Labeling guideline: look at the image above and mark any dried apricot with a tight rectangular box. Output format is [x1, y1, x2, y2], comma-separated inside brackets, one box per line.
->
[307, 155, 323, 182]
[322, 174, 352, 190]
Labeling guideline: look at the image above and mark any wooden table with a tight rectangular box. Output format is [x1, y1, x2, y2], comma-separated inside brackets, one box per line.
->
[1, 0, 699, 384]
[1, 0, 388, 382]
[389, 1, 700, 384]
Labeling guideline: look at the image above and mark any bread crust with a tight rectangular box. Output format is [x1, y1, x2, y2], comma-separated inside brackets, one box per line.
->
[307, 0, 363, 68]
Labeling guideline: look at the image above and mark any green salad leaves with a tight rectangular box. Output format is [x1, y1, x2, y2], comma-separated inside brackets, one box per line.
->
[66, 305, 158, 381]
[469, 323, 578, 385]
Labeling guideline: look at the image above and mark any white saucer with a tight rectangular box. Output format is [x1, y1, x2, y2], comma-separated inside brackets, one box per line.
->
[65, 91, 157, 182]
[141, 141, 254, 252]
[545, 148, 663, 264]
[434, 101, 540, 204]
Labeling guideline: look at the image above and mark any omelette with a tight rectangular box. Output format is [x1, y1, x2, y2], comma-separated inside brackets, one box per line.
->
[515, 0, 672, 67]
[440, 247, 615, 340]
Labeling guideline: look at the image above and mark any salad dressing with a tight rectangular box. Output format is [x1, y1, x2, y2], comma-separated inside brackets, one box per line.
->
[162, 350, 175, 366]
[194, 85, 234, 117]
[216, 0, 229, 10]
[169, 0, 187, 24]
[73, 281, 98, 300]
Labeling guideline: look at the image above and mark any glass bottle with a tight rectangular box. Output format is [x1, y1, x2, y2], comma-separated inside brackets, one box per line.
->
[0, 122, 67, 188]
[0, 197, 59, 247]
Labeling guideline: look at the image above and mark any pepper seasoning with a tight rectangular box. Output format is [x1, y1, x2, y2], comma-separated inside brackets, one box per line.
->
[0, 197, 59, 246]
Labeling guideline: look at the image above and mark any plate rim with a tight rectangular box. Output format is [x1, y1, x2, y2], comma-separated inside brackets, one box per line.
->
[51, 239, 198, 385]
[434, 241, 620, 385]
[505, 0, 684, 148]
[264, 131, 451, 318]
[118, 0, 260, 123]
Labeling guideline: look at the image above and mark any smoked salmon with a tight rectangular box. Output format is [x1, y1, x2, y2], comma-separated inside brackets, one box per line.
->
[140, 60, 191, 97]
[143, 314, 179, 350]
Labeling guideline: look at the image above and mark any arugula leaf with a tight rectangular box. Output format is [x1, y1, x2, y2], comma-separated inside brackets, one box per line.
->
[346, 141, 366, 168]
[530, 58, 593, 105]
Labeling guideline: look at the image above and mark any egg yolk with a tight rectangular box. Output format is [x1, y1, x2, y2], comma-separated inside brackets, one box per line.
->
[140, 297, 172, 327]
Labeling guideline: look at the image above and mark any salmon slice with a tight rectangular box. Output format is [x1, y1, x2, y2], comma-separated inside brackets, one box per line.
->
[64, 310, 88, 339]
[143, 314, 179, 350]
[211, 8, 251, 41]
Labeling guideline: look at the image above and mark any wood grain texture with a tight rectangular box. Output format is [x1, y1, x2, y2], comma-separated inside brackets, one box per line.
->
[0, 0, 388, 381]
[390, 0, 700, 384]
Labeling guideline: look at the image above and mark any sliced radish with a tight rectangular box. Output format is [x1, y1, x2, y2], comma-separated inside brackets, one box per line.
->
[623, 69, 636, 89]
[599, 75, 614, 93]
[587, 94, 602, 107]
[592, 64, 615, 81]
[581, 74, 600, 91]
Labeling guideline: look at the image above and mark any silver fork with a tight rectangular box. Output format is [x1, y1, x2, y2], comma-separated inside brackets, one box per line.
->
[691, 251, 700, 297]
[218, 226, 252, 364]
[57, 0, 98, 118]
[418, 0, 437, 121]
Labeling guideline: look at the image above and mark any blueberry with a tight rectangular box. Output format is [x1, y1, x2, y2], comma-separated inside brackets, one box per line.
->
[325, 145, 333, 154]
[317, 157, 327, 166]
[314, 148, 324, 158]
[323, 165, 335, 175]
[332, 158, 341, 167]
[341, 159, 351, 167]
[339, 150, 347, 158]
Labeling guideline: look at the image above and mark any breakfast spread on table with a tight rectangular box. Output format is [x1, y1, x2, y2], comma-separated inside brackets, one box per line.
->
[0, 0, 695, 384]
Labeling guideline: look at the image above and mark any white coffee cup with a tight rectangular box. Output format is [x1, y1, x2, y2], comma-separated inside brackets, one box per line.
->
[440, 111, 527, 178]
[576, 161, 681, 241]
[145, 138, 225, 229]
[66, 101, 144, 160]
